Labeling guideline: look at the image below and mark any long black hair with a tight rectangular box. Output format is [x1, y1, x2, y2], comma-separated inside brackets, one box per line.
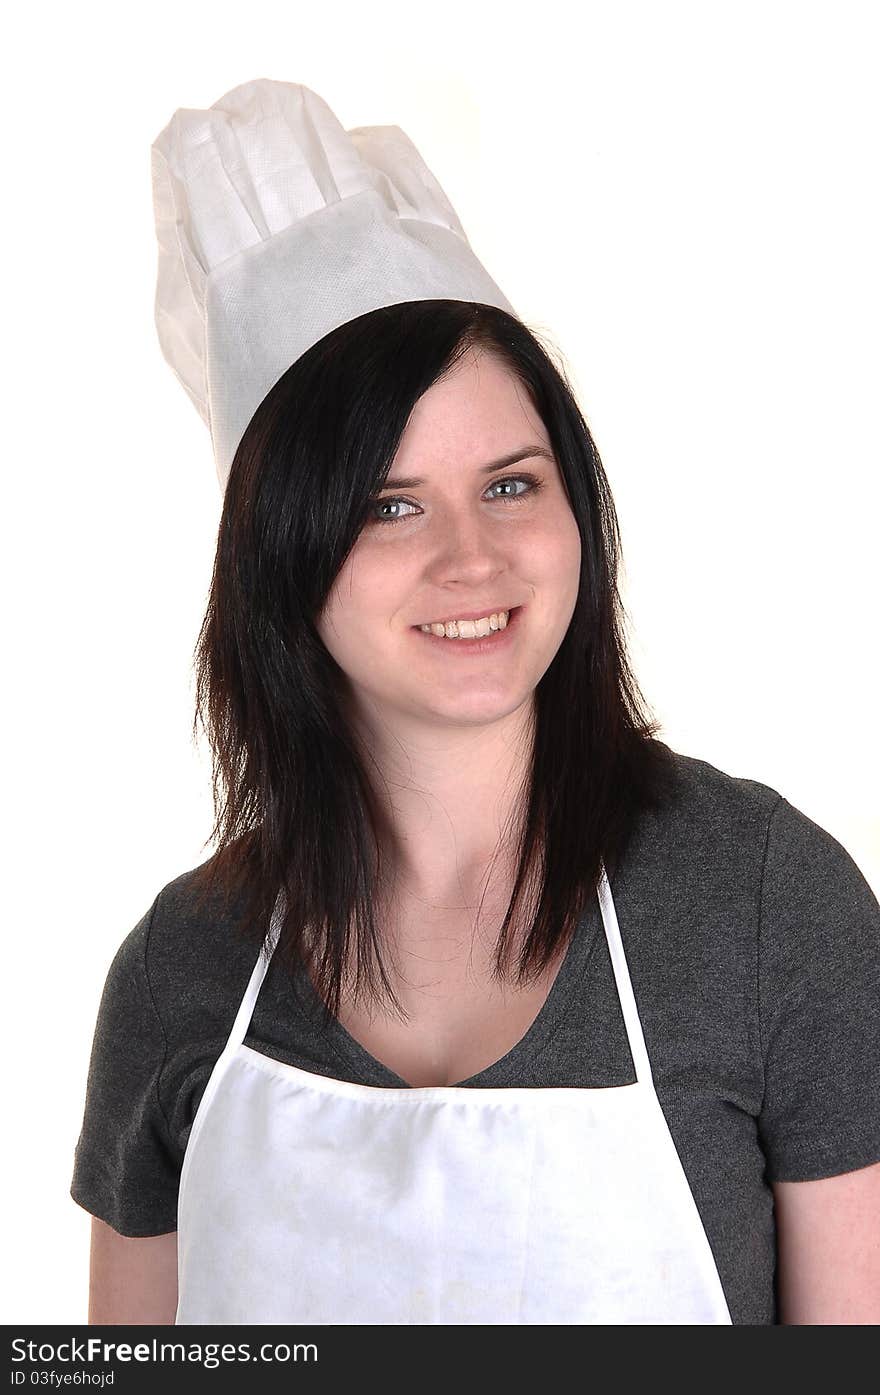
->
[188, 299, 675, 1024]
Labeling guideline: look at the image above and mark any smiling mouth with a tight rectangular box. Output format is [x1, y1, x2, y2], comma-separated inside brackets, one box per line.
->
[413, 605, 521, 632]
[411, 605, 524, 645]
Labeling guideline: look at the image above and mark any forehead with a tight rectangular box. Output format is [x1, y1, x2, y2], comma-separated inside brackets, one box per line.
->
[396, 348, 549, 459]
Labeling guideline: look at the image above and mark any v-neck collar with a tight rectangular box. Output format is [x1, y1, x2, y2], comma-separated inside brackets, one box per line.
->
[292, 891, 604, 1090]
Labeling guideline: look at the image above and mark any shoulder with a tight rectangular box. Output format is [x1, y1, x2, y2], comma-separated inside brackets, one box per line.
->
[137, 859, 260, 1035]
[630, 744, 878, 918]
[619, 743, 784, 898]
[662, 747, 871, 881]
[656, 743, 783, 826]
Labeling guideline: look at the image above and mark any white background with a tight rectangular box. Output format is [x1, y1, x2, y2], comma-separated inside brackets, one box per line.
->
[3, 0, 877, 1323]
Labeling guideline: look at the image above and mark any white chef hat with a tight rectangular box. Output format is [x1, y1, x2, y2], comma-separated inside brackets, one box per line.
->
[150, 77, 518, 493]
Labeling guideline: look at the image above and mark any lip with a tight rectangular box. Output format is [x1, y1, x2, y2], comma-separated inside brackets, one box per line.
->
[411, 605, 524, 654]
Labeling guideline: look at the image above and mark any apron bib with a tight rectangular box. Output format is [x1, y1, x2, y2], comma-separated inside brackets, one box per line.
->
[175, 866, 732, 1324]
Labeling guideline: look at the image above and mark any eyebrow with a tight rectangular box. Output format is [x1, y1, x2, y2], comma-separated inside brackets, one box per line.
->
[381, 445, 556, 490]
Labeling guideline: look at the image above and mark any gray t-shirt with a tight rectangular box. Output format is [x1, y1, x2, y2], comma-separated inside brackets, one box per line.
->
[70, 745, 880, 1325]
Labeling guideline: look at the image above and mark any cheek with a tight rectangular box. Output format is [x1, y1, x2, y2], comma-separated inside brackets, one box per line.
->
[530, 511, 582, 581]
[317, 557, 400, 651]
[315, 583, 354, 656]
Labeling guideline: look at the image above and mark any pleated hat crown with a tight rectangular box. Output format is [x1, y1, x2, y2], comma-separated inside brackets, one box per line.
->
[150, 78, 517, 492]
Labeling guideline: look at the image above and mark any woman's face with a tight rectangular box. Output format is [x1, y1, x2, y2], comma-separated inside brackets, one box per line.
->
[316, 347, 582, 735]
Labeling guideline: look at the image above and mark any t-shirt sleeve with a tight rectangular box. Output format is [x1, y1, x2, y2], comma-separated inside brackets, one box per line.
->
[70, 895, 182, 1236]
[757, 795, 880, 1182]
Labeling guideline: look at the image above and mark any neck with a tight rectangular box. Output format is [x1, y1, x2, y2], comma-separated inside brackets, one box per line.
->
[351, 697, 536, 911]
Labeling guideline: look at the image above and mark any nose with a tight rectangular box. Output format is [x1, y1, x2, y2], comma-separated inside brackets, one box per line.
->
[429, 521, 509, 585]
[430, 504, 510, 564]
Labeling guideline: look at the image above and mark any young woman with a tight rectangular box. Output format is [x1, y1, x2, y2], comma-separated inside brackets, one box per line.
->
[71, 300, 880, 1325]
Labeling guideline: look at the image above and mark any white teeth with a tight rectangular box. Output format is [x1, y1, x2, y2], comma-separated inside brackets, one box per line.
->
[418, 610, 510, 639]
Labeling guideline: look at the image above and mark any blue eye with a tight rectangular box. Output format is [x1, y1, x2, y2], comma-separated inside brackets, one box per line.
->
[368, 473, 544, 527]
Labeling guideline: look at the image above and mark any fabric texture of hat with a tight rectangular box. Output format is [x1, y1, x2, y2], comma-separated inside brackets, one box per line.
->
[150, 77, 518, 492]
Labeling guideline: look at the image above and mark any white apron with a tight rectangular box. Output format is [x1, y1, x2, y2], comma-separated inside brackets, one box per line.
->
[175, 866, 733, 1324]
